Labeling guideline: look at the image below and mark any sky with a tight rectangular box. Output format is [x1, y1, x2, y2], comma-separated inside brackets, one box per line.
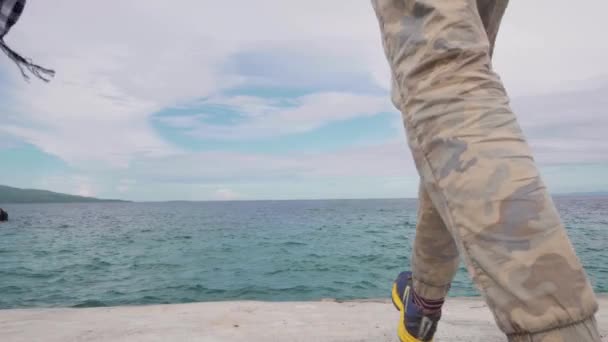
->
[0, 0, 607, 201]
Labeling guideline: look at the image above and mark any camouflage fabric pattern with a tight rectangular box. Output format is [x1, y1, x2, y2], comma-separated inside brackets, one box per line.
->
[409, 0, 508, 304]
[371, 0, 600, 340]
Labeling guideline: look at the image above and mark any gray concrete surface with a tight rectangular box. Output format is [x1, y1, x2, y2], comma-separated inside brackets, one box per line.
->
[0, 297, 606, 341]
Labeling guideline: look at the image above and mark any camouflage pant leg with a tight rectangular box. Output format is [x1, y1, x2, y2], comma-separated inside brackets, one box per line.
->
[372, 0, 600, 340]
[409, 182, 459, 300]
[393, 64, 459, 301]
[406, 0, 509, 301]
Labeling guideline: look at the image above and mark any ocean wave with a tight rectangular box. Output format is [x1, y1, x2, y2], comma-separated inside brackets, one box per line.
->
[72, 300, 108, 308]
[1, 199, 605, 309]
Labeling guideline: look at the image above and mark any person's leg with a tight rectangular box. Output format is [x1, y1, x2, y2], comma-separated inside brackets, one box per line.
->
[373, 0, 600, 340]
[410, 183, 459, 300]
[406, 0, 508, 302]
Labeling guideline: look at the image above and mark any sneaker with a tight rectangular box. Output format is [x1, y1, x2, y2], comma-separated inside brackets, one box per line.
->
[391, 271, 441, 342]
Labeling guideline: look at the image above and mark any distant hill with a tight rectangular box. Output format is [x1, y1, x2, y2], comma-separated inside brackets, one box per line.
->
[0, 185, 127, 204]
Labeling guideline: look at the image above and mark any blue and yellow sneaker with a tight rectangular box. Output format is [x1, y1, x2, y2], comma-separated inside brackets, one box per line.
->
[391, 271, 441, 342]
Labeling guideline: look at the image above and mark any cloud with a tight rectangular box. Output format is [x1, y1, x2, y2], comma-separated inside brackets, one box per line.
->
[1, 1, 242, 167]
[116, 179, 136, 194]
[157, 92, 395, 140]
[1, 0, 388, 166]
[225, 40, 387, 94]
[491, 1, 608, 96]
[76, 182, 95, 197]
[34, 175, 97, 198]
[513, 83, 608, 165]
[3, 0, 607, 164]
[156, 114, 210, 129]
[72, 140, 420, 200]
[1, 0, 607, 200]
[213, 188, 245, 201]
[122, 140, 416, 184]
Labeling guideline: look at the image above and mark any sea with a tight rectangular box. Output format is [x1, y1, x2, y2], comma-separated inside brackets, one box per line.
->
[0, 197, 606, 309]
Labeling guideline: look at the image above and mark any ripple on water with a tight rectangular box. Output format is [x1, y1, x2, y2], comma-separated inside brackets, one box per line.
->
[72, 300, 108, 308]
[0, 198, 605, 308]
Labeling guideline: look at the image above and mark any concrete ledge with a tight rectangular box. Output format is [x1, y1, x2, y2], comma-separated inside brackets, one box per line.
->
[0, 297, 606, 341]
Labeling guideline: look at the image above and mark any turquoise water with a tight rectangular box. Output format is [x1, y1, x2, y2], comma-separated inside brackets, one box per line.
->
[0, 197, 606, 309]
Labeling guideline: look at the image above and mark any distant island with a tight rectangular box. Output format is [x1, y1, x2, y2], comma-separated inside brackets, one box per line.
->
[0, 185, 127, 204]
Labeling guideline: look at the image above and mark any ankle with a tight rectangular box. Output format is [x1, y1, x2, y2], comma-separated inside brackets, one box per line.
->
[411, 288, 445, 314]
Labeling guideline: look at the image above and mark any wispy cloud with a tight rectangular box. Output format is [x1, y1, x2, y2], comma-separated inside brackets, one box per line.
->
[0, 0, 607, 200]
[213, 188, 245, 201]
[124, 140, 415, 183]
[515, 83, 608, 165]
[35, 175, 98, 198]
[157, 92, 395, 140]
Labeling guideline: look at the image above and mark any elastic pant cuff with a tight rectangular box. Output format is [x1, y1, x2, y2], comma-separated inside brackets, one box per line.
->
[412, 277, 450, 301]
[507, 316, 601, 342]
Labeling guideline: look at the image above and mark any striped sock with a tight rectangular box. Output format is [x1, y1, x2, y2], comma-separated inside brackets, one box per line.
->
[411, 288, 444, 313]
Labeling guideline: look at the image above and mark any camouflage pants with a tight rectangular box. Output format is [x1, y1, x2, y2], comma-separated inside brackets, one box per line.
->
[371, 0, 601, 340]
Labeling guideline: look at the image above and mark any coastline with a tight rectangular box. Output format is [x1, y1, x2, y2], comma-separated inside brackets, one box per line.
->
[1, 297, 606, 341]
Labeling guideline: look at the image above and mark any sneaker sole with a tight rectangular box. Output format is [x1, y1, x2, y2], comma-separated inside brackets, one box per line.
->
[392, 283, 434, 342]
